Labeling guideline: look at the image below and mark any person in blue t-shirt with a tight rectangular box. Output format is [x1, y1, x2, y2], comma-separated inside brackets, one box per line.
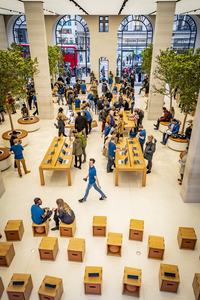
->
[138, 125, 146, 152]
[10, 139, 30, 177]
[31, 197, 52, 224]
[107, 137, 116, 173]
[79, 158, 107, 203]
[84, 109, 93, 134]
[103, 122, 111, 143]
[80, 80, 87, 94]
[129, 127, 138, 139]
[74, 97, 81, 109]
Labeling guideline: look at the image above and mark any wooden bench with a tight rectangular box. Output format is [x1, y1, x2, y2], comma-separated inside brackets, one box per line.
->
[2, 129, 29, 147]
[159, 121, 170, 133]
[17, 116, 40, 132]
[0, 147, 11, 171]
[168, 136, 188, 152]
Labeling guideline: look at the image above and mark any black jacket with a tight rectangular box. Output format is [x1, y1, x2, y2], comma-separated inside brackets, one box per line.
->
[75, 115, 87, 132]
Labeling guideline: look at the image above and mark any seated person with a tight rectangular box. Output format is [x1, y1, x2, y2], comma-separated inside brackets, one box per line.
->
[31, 197, 52, 224]
[161, 119, 180, 145]
[51, 199, 75, 231]
[154, 107, 172, 130]
[21, 103, 29, 118]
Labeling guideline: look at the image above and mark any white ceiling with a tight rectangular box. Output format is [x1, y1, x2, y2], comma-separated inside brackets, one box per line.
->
[0, 0, 199, 15]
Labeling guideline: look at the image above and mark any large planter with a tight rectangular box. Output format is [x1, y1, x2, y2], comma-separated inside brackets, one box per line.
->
[159, 121, 170, 133]
[0, 147, 11, 171]
[2, 129, 29, 147]
[17, 116, 40, 132]
[168, 137, 188, 152]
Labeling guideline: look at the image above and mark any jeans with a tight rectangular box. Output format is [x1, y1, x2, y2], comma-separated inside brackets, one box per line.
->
[146, 158, 152, 171]
[58, 94, 64, 105]
[139, 142, 144, 152]
[107, 156, 115, 172]
[87, 121, 92, 133]
[83, 182, 106, 200]
[162, 133, 170, 145]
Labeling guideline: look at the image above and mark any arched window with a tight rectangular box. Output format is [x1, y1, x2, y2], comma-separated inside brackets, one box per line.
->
[117, 15, 153, 78]
[172, 15, 197, 51]
[55, 15, 90, 77]
[13, 15, 28, 45]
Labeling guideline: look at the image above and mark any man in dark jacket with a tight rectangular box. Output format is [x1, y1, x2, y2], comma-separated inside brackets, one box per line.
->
[75, 112, 87, 134]
[144, 135, 157, 174]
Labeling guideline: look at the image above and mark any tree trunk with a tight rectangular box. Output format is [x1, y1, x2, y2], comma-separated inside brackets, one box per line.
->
[169, 93, 173, 110]
[25, 97, 30, 118]
[181, 113, 188, 134]
[6, 105, 14, 132]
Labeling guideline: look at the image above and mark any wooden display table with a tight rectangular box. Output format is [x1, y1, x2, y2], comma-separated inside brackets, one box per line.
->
[193, 273, 200, 300]
[7, 273, 33, 300]
[0, 277, 4, 299]
[129, 219, 144, 241]
[18, 116, 40, 132]
[107, 232, 123, 256]
[148, 235, 165, 260]
[60, 220, 76, 237]
[67, 238, 85, 262]
[0, 242, 15, 267]
[39, 137, 73, 186]
[177, 227, 197, 250]
[84, 266, 102, 295]
[39, 237, 59, 261]
[123, 267, 142, 297]
[93, 216, 107, 237]
[115, 138, 146, 187]
[123, 111, 135, 131]
[0, 147, 11, 171]
[168, 137, 188, 152]
[5, 220, 24, 241]
[2, 129, 28, 147]
[38, 276, 63, 300]
[159, 264, 180, 293]
[32, 221, 49, 236]
[159, 121, 170, 133]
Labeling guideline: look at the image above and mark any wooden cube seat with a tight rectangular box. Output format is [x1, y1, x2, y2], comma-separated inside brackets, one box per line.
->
[84, 266, 102, 295]
[123, 267, 142, 297]
[39, 237, 59, 261]
[177, 227, 197, 250]
[129, 219, 144, 241]
[107, 232, 123, 256]
[93, 216, 107, 237]
[193, 273, 200, 300]
[0, 242, 15, 267]
[7, 273, 33, 300]
[159, 264, 180, 293]
[4, 220, 24, 241]
[38, 275, 63, 300]
[32, 221, 49, 236]
[148, 235, 165, 260]
[59, 220, 76, 237]
[67, 238, 85, 262]
[0, 277, 4, 298]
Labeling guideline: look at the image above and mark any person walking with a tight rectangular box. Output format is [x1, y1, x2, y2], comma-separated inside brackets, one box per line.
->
[75, 112, 87, 134]
[72, 133, 83, 169]
[178, 148, 188, 185]
[107, 137, 116, 173]
[51, 199, 75, 231]
[10, 139, 30, 177]
[79, 158, 107, 203]
[144, 135, 157, 174]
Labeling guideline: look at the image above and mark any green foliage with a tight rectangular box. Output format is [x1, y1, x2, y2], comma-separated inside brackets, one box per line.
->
[141, 44, 152, 77]
[0, 43, 37, 105]
[48, 45, 64, 81]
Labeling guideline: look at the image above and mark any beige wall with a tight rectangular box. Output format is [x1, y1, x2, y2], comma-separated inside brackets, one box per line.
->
[84, 15, 124, 78]
[0, 15, 8, 49]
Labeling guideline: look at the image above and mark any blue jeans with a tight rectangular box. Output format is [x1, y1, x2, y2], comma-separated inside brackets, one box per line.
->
[83, 182, 106, 200]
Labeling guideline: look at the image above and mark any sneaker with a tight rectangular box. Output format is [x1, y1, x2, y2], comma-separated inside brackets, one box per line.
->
[78, 166, 81, 169]
[19, 174, 22, 177]
[25, 170, 31, 174]
[78, 198, 86, 203]
[74, 165, 78, 168]
[160, 142, 165, 145]
[147, 170, 151, 174]
[51, 226, 59, 231]
[99, 195, 107, 200]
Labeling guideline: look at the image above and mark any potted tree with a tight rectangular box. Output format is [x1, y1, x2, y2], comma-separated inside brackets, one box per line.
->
[141, 44, 152, 77]
[48, 45, 64, 85]
[0, 44, 37, 146]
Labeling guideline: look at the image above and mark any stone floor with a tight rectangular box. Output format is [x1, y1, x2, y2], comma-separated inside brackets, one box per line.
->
[0, 87, 199, 300]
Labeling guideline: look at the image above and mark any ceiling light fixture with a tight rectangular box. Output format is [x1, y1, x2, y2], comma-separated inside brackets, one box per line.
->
[68, 0, 89, 15]
[118, 0, 129, 15]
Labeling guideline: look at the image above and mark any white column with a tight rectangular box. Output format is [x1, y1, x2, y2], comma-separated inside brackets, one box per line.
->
[0, 15, 8, 49]
[181, 92, 200, 203]
[147, 1, 176, 120]
[23, 0, 54, 119]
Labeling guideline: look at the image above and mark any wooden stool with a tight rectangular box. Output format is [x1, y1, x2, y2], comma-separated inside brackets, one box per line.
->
[193, 273, 200, 300]
[39, 237, 59, 261]
[148, 235, 165, 260]
[84, 266, 102, 295]
[0, 277, 4, 299]
[32, 221, 49, 237]
[129, 219, 144, 241]
[4, 220, 24, 241]
[177, 227, 197, 250]
[0, 242, 15, 267]
[38, 275, 63, 300]
[107, 232, 123, 256]
[159, 264, 180, 293]
[93, 216, 107, 237]
[7, 273, 33, 300]
[67, 238, 85, 262]
[122, 267, 142, 297]
[59, 220, 76, 237]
